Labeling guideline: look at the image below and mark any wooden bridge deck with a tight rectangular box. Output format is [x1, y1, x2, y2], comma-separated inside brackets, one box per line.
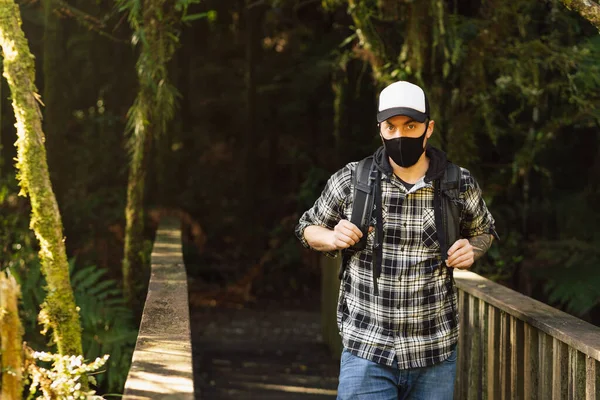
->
[189, 288, 340, 399]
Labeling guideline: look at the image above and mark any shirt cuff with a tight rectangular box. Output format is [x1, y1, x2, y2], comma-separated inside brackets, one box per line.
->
[295, 223, 340, 259]
[295, 222, 312, 249]
[464, 225, 499, 241]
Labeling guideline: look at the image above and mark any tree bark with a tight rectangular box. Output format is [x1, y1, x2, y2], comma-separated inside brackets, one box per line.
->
[0, 270, 24, 400]
[243, 0, 259, 210]
[332, 53, 350, 167]
[122, 109, 152, 303]
[559, 0, 600, 31]
[121, 0, 180, 303]
[0, 63, 3, 177]
[0, 0, 84, 357]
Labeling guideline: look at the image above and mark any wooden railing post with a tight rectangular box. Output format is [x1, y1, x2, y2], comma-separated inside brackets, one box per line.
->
[321, 255, 342, 359]
[524, 323, 539, 397]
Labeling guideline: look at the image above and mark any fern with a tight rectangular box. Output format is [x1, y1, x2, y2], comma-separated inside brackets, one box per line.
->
[69, 261, 138, 394]
[14, 259, 138, 395]
[13, 258, 47, 350]
[534, 239, 600, 318]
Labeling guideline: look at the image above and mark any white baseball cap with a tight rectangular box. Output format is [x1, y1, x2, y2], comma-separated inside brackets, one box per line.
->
[377, 81, 430, 123]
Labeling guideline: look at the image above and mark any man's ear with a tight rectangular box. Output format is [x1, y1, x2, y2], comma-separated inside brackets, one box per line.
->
[427, 120, 435, 138]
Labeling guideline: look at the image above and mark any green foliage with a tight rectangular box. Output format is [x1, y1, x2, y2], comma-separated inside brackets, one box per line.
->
[182, 10, 217, 23]
[12, 259, 137, 395]
[467, 3, 600, 316]
[63, 101, 128, 229]
[0, 175, 47, 354]
[1, 172, 133, 395]
[174, 0, 201, 12]
[0, 175, 37, 275]
[70, 262, 138, 394]
[321, 0, 346, 12]
[116, 0, 195, 142]
[175, 0, 216, 23]
[315, 0, 600, 321]
[473, 231, 524, 284]
[1, 172, 134, 393]
[535, 239, 600, 317]
[297, 166, 332, 212]
[116, 0, 193, 301]
[526, 192, 600, 318]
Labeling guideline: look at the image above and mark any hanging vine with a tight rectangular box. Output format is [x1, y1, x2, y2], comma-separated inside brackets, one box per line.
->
[117, 0, 203, 303]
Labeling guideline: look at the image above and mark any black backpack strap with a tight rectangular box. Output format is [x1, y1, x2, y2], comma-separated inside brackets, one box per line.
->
[434, 162, 462, 261]
[433, 179, 446, 260]
[349, 156, 375, 246]
[371, 168, 382, 296]
[338, 157, 375, 280]
[441, 162, 461, 196]
[442, 163, 461, 258]
[437, 162, 462, 330]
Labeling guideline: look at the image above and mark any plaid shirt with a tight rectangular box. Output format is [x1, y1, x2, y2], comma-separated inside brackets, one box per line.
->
[295, 150, 497, 369]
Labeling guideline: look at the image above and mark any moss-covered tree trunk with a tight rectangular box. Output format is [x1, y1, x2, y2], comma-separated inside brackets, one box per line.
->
[0, 270, 24, 400]
[347, 0, 389, 85]
[0, 62, 3, 177]
[559, 0, 600, 30]
[0, 0, 84, 357]
[122, 109, 151, 304]
[332, 53, 350, 167]
[121, 0, 181, 303]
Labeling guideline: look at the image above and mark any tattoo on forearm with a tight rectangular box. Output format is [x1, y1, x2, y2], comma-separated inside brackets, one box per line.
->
[469, 234, 494, 261]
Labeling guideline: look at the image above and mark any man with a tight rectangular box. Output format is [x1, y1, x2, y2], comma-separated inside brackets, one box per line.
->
[295, 81, 497, 399]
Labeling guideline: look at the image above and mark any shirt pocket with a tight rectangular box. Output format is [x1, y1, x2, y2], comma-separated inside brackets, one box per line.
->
[421, 207, 439, 249]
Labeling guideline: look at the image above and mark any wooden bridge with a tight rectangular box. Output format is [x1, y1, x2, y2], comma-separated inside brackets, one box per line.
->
[122, 218, 600, 399]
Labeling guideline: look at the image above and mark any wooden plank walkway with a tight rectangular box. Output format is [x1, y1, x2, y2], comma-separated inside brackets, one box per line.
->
[190, 293, 340, 399]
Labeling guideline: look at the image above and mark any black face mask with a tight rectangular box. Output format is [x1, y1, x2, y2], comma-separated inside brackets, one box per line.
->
[381, 124, 428, 168]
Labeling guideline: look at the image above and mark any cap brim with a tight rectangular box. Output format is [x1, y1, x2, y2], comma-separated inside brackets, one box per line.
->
[377, 107, 428, 123]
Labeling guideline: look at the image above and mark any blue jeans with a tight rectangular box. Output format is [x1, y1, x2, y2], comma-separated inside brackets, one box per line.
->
[337, 345, 457, 400]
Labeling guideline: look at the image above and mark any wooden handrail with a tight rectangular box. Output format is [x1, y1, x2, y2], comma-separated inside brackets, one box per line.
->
[454, 270, 600, 361]
[454, 269, 600, 399]
[123, 217, 195, 399]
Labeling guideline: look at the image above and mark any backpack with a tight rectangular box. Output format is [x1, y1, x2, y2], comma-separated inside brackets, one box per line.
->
[339, 156, 462, 295]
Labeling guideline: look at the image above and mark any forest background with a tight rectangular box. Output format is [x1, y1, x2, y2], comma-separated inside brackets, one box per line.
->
[0, 0, 600, 396]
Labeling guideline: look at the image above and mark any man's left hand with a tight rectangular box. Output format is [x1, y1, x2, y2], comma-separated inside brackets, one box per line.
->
[446, 238, 474, 269]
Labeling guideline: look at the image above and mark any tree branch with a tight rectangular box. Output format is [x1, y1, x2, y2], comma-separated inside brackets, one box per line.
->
[559, 0, 600, 31]
[49, 0, 129, 43]
[347, 0, 388, 84]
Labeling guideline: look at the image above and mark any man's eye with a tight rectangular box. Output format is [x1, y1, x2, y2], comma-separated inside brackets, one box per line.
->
[407, 124, 415, 129]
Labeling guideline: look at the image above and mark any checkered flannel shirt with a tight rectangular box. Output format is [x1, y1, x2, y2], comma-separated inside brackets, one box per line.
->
[295, 160, 497, 369]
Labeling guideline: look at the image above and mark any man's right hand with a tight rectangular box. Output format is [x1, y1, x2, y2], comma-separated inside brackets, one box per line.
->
[303, 220, 366, 252]
[331, 219, 364, 249]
